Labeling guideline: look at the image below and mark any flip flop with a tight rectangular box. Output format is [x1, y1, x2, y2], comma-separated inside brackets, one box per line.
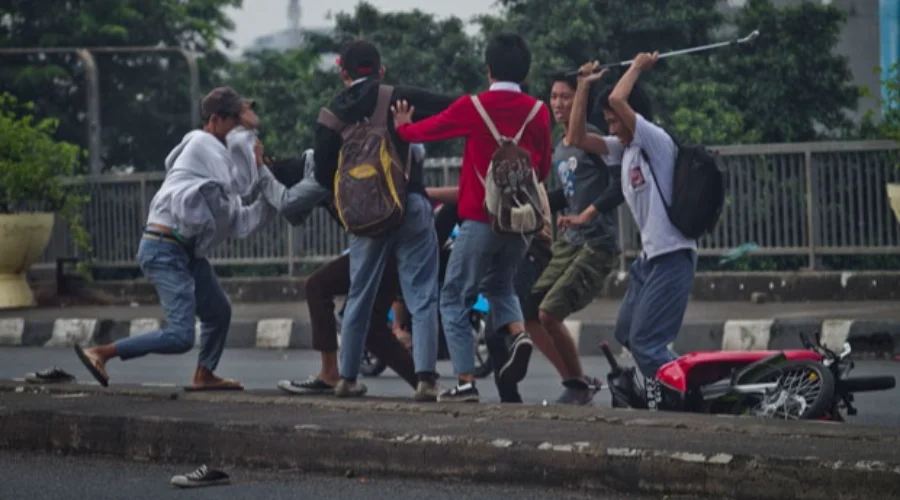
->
[183, 379, 244, 392]
[73, 345, 109, 387]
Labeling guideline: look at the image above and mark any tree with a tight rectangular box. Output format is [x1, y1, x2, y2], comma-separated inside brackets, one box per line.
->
[227, 48, 340, 158]
[477, 0, 858, 145]
[309, 2, 485, 157]
[719, 0, 859, 142]
[476, 0, 733, 142]
[0, 0, 242, 172]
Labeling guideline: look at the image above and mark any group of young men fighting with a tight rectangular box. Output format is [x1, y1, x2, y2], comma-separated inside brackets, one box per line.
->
[74, 33, 696, 408]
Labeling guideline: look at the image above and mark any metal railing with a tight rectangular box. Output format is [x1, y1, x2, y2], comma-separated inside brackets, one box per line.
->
[33, 140, 900, 275]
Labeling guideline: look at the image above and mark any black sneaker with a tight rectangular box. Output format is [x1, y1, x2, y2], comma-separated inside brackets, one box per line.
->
[276, 377, 334, 395]
[494, 370, 522, 403]
[437, 381, 480, 403]
[498, 332, 533, 387]
[170, 465, 230, 488]
[24, 367, 76, 384]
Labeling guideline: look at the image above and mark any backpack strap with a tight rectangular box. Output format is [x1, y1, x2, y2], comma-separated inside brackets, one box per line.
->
[317, 108, 346, 133]
[513, 100, 544, 145]
[371, 84, 395, 126]
[639, 148, 672, 208]
[471, 95, 504, 145]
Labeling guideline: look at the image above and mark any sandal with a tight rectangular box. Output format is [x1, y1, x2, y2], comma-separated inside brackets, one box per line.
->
[184, 378, 244, 392]
[73, 345, 109, 387]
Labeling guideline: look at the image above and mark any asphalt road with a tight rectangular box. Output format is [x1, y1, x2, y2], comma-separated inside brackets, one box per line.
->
[4, 347, 899, 426]
[0, 451, 702, 500]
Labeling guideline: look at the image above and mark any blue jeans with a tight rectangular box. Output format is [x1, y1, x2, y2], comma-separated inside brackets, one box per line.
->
[614, 249, 696, 378]
[114, 238, 232, 371]
[339, 193, 440, 380]
[441, 220, 531, 376]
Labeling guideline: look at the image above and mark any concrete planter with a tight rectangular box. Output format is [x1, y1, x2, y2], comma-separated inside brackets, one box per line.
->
[889, 183, 900, 225]
[0, 213, 54, 309]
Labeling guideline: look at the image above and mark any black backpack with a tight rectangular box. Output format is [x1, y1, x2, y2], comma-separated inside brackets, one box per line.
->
[640, 130, 725, 240]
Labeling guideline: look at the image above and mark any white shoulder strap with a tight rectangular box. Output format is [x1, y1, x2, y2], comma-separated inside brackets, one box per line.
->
[471, 95, 504, 145]
[513, 100, 544, 144]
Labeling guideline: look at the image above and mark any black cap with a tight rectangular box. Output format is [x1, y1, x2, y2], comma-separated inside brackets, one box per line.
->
[338, 40, 381, 79]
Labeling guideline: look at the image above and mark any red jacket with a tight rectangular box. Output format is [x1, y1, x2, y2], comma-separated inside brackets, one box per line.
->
[395, 89, 552, 223]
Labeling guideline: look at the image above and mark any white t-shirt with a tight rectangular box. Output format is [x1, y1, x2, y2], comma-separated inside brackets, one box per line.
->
[620, 114, 697, 260]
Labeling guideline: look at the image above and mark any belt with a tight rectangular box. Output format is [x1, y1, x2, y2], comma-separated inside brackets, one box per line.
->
[142, 229, 183, 246]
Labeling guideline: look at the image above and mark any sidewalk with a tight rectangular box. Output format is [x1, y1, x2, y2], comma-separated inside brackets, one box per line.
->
[1, 300, 898, 357]
[1, 381, 898, 499]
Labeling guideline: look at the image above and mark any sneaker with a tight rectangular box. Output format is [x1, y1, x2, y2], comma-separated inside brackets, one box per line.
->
[498, 332, 533, 387]
[555, 377, 602, 406]
[334, 378, 367, 398]
[494, 370, 522, 403]
[170, 465, 230, 488]
[437, 382, 480, 403]
[24, 366, 76, 384]
[414, 380, 441, 402]
[277, 377, 334, 395]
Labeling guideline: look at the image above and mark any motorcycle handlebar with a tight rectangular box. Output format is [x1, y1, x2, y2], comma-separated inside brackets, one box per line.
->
[600, 342, 620, 370]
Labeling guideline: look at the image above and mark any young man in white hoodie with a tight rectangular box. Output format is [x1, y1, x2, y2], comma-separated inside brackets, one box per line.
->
[74, 87, 273, 391]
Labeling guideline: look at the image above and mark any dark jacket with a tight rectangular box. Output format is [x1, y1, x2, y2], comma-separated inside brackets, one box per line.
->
[313, 79, 458, 196]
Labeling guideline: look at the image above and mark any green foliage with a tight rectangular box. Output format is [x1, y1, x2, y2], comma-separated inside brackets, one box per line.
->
[0, 92, 92, 262]
[0, 0, 243, 172]
[478, 0, 857, 145]
[227, 48, 340, 157]
[237, 1, 486, 158]
[720, 0, 859, 142]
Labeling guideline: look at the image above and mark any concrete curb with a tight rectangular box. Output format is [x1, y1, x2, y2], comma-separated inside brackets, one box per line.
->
[1, 388, 899, 499]
[1, 316, 898, 358]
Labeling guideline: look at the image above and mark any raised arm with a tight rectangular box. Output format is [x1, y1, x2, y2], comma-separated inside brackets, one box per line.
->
[394, 86, 460, 120]
[608, 51, 659, 138]
[565, 61, 612, 156]
[392, 95, 472, 143]
[227, 127, 260, 197]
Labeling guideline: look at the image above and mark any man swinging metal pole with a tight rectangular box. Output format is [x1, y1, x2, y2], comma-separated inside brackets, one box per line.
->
[565, 30, 761, 77]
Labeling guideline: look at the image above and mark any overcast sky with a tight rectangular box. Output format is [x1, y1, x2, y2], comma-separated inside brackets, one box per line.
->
[224, 0, 501, 54]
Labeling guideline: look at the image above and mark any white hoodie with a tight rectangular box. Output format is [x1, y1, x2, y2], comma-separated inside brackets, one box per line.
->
[146, 129, 273, 254]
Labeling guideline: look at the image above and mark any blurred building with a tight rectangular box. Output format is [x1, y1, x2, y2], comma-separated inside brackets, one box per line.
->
[244, 0, 338, 72]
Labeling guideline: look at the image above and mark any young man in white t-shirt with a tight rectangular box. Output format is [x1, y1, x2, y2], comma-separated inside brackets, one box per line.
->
[598, 52, 697, 408]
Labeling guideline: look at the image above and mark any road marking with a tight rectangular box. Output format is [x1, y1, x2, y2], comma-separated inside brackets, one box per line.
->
[0, 318, 24, 346]
[46, 319, 96, 347]
[129, 318, 161, 337]
[256, 319, 293, 349]
[722, 320, 774, 351]
[820, 319, 853, 352]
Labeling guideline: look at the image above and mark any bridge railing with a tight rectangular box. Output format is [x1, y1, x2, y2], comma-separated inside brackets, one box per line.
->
[34, 140, 900, 274]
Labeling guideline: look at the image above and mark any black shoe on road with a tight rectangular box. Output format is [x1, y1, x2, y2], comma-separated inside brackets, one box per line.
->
[24, 367, 76, 384]
[170, 465, 230, 488]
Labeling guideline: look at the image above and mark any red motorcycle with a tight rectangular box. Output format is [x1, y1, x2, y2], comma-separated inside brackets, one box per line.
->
[602, 332, 895, 421]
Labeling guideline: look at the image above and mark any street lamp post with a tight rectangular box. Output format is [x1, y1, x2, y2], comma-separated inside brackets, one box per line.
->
[0, 46, 200, 174]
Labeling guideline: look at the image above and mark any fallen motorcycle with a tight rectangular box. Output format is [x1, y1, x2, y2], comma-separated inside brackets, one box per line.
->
[602, 331, 896, 421]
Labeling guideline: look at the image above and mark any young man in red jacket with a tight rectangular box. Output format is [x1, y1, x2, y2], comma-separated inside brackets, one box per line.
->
[392, 33, 553, 402]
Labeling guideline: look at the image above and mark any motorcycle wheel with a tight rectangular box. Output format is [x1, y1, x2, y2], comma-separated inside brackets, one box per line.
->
[470, 311, 493, 379]
[360, 350, 388, 378]
[736, 359, 836, 420]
